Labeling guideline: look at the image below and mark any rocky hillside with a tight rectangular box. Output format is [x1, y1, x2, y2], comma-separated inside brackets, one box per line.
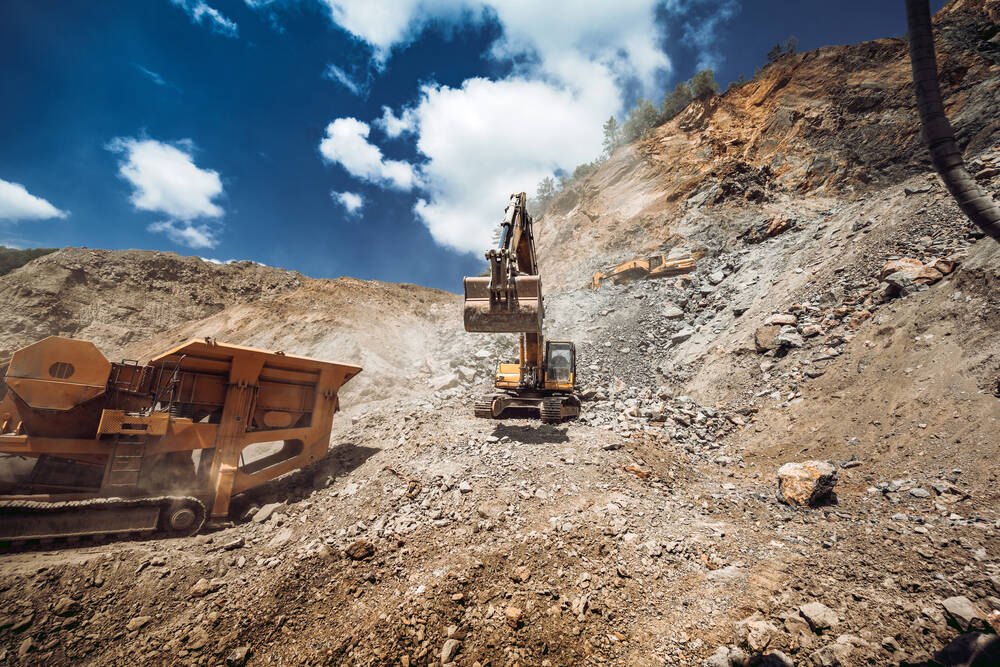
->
[0, 248, 493, 406]
[119, 277, 477, 406]
[0, 248, 304, 364]
[537, 0, 1000, 292]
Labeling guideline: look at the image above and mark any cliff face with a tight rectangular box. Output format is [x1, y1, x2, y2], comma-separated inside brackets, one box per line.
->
[536, 0, 1000, 291]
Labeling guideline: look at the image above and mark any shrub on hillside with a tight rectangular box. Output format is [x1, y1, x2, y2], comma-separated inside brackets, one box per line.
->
[660, 82, 694, 122]
[622, 99, 659, 142]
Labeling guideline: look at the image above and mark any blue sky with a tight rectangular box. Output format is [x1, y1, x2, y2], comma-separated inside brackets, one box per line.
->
[0, 0, 945, 291]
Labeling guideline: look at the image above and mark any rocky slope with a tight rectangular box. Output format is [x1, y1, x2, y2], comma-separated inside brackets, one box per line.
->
[1, 2, 999, 666]
[0, 247, 490, 407]
[537, 0, 1000, 292]
[0, 248, 304, 364]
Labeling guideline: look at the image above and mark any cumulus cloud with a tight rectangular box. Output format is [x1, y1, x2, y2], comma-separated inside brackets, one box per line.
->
[108, 137, 225, 248]
[108, 138, 224, 220]
[171, 0, 238, 37]
[319, 118, 416, 190]
[316, 1, 669, 89]
[315, 0, 433, 64]
[0, 178, 68, 221]
[410, 77, 613, 253]
[332, 190, 364, 215]
[313, 1, 671, 253]
[374, 105, 416, 138]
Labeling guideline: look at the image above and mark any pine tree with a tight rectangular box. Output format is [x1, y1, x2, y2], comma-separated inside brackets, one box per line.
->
[660, 82, 693, 121]
[535, 177, 557, 213]
[690, 69, 718, 99]
[622, 99, 659, 142]
[601, 116, 621, 158]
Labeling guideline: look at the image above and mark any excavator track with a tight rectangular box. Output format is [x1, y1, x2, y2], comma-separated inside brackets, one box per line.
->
[540, 397, 566, 423]
[474, 395, 500, 419]
[0, 495, 206, 549]
[540, 396, 581, 423]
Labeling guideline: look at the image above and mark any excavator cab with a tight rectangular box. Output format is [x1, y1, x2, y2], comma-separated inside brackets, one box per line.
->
[544, 341, 575, 389]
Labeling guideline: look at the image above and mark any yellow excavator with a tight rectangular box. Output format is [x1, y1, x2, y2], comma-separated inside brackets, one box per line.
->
[463, 192, 581, 423]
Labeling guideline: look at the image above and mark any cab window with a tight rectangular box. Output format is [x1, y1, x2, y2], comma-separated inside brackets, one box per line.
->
[547, 343, 573, 383]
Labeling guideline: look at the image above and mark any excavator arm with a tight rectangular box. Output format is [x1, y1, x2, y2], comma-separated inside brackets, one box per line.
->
[463, 193, 544, 334]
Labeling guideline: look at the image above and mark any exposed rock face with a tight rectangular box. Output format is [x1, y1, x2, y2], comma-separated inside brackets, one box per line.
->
[536, 0, 1000, 292]
[776, 461, 838, 506]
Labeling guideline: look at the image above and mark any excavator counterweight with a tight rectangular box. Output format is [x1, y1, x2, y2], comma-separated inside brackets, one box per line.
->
[462, 193, 581, 423]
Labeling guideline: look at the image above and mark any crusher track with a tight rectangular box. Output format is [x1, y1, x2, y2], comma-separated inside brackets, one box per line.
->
[0, 495, 206, 550]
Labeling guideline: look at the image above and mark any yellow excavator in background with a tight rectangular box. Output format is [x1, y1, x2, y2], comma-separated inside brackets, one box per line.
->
[463, 193, 581, 423]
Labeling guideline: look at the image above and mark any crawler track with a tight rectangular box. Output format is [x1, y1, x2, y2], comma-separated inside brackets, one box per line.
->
[474, 395, 500, 419]
[0, 495, 206, 550]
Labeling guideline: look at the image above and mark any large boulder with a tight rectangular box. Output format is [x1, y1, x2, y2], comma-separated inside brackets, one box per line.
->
[941, 596, 983, 632]
[754, 325, 781, 352]
[881, 272, 928, 299]
[734, 613, 780, 652]
[775, 326, 804, 349]
[776, 461, 837, 506]
[799, 601, 839, 633]
[878, 258, 943, 284]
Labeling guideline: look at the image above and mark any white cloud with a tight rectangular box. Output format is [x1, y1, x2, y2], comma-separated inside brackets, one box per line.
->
[319, 118, 416, 190]
[374, 105, 416, 138]
[171, 0, 238, 37]
[0, 178, 68, 221]
[313, 1, 673, 254]
[483, 1, 670, 94]
[675, 0, 740, 71]
[332, 190, 364, 215]
[316, 0, 431, 64]
[108, 138, 224, 221]
[135, 65, 168, 87]
[410, 76, 613, 253]
[316, 2, 669, 90]
[108, 137, 226, 248]
[323, 64, 365, 95]
[148, 221, 219, 249]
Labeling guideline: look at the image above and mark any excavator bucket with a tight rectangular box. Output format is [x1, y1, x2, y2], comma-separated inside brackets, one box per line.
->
[463, 275, 543, 333]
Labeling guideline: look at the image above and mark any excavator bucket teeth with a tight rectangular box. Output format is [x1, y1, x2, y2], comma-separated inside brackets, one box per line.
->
[463, 276, 543, 333]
